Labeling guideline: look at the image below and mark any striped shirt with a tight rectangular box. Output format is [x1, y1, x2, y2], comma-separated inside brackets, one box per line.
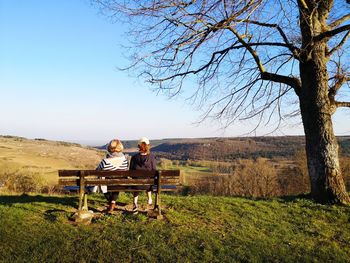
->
[96, 152, 128, 171]
[95, 152, 128, 193]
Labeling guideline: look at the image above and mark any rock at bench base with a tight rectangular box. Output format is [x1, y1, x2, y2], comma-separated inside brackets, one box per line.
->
[147, 210, 163, 220]
[71, 210, 94, 225]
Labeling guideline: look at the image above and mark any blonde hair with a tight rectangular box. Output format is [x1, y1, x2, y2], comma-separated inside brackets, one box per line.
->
[107, 139, 124, 153]
[138, 142, 150, 154]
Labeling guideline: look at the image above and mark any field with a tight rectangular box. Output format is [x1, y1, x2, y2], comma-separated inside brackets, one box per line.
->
[0, 135, 350, 262]
[0, 136, 103, 191]
[1, 193, 350, 262]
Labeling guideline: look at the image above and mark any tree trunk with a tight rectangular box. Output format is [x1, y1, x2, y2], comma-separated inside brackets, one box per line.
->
[299, 40, 350, 204]
[297, 1, 350, 204]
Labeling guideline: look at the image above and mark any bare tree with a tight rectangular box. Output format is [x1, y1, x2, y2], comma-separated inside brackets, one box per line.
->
[95, 0, 350, 204]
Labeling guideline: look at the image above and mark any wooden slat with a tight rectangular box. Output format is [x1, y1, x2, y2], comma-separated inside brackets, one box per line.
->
[59, 180, 180, 187]
[59, 179, 180, 185]
[58, 170, 80, 177]
[59, 179, 79, 186]
[94, 170, 157, 177]
[160, 179, 180, 184]
[159, 176, 180, 180]
[104, 185, 154, 191]
[159, 170, 180, 177]
[102, 175, 154, 179]
[59, 175, 157, 181]
[84, 179, 154, 186]
[58, 169, 158, 177]
[158, 189, 178, 192]
[61, 184, 180, 191]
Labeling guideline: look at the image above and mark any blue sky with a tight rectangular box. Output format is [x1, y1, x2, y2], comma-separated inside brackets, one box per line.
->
[0, 0, 349, 145]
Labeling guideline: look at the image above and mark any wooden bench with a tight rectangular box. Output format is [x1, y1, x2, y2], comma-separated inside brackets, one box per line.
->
[58, 169, 181, 217]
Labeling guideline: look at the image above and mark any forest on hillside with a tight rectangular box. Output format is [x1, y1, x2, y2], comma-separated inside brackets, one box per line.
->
[149, 136, 350, 161]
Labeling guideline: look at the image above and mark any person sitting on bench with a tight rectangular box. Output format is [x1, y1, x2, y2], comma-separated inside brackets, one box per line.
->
[130, 137, 156, 213]
[96, 139, 128, 212]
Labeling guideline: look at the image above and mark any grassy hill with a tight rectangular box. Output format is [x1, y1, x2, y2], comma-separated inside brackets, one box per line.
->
[0, 136, 103, 190]
[0, 193, 349, 262]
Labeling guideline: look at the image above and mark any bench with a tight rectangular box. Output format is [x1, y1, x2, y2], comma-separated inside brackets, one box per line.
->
[58, 169, 181, 217]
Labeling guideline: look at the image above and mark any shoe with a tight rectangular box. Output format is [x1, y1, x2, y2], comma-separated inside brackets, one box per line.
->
[132, 205, 138, 215]
[107, 202, 116, 212]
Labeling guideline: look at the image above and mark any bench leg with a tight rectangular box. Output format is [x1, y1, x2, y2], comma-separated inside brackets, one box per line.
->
[78, 191, 83, 211]
[153, 193, 162, 219]
[78, 192, 88, 211]
[83, 193, 88, 211]
[153, 171, 163, 219]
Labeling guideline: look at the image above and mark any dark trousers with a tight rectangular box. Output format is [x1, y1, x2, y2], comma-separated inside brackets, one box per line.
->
[104, 192, 119, 203]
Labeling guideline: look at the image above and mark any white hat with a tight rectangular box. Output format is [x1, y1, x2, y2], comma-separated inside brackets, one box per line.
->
[138, 137, 150, 145]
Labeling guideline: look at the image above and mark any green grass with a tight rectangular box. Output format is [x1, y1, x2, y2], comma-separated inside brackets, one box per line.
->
[0, 193, 349, 262]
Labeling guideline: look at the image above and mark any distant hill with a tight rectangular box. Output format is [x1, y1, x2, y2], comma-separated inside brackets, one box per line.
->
[94, 136, 350, 161]
[149, 136, 350, 161]
[0, 135, 103, 186]
[2, 135, 349, 165]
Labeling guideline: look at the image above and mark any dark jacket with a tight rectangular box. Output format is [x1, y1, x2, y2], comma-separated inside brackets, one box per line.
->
[130, 153, 156, 171]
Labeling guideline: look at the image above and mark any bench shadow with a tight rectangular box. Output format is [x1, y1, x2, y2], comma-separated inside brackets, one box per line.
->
[0, 194, 78, 207]
[113, 202, 148, 215]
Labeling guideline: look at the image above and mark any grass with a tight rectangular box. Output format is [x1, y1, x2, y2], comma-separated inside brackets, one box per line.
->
[0, 193, 349, 262]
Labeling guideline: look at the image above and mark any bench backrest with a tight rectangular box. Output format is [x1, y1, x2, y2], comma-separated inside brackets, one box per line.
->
[58, 169, 181, 192]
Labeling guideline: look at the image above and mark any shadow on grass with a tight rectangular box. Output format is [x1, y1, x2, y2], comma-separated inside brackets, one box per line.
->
[0, 193, 316, 211]
[279, 193, 312, 202]
[44, 209, 70, 222]
[0, 194, 78, 207]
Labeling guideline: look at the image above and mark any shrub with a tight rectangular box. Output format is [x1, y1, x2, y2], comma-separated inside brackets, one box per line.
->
[184, 158, 280, 198]
[0, 166, 47, 193]
[278, 150, 310, 196]
[158, 158, 173, 169]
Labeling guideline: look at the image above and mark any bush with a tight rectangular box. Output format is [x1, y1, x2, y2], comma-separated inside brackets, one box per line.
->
[278, 150, 310, 196]
[158, 158, 173, 169]
[184, 158, 280, 198]
[0, 166, 47, 193]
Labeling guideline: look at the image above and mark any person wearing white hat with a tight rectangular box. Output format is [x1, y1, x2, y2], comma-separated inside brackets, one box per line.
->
[129, 137, 156, 213]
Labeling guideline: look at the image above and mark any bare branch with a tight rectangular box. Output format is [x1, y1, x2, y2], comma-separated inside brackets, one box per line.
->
[329, 74, 347, 100]
[327, 30, 350, 56]
[234, 42, 298, 49]
[297, 0, 310, 10]
[234, 19, 300, 58]
[226, 26, 301, 94]
[335, 101, 350, 108]
[148, 43, 237, 83]
[261, 72, 301, 95]
[329, 13, 350, 28]
[315, 24, 350, 41]
[228, 26, 265, 73]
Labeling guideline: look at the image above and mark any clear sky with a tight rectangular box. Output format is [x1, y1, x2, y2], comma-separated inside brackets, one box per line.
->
[0, 0, 349, 145]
